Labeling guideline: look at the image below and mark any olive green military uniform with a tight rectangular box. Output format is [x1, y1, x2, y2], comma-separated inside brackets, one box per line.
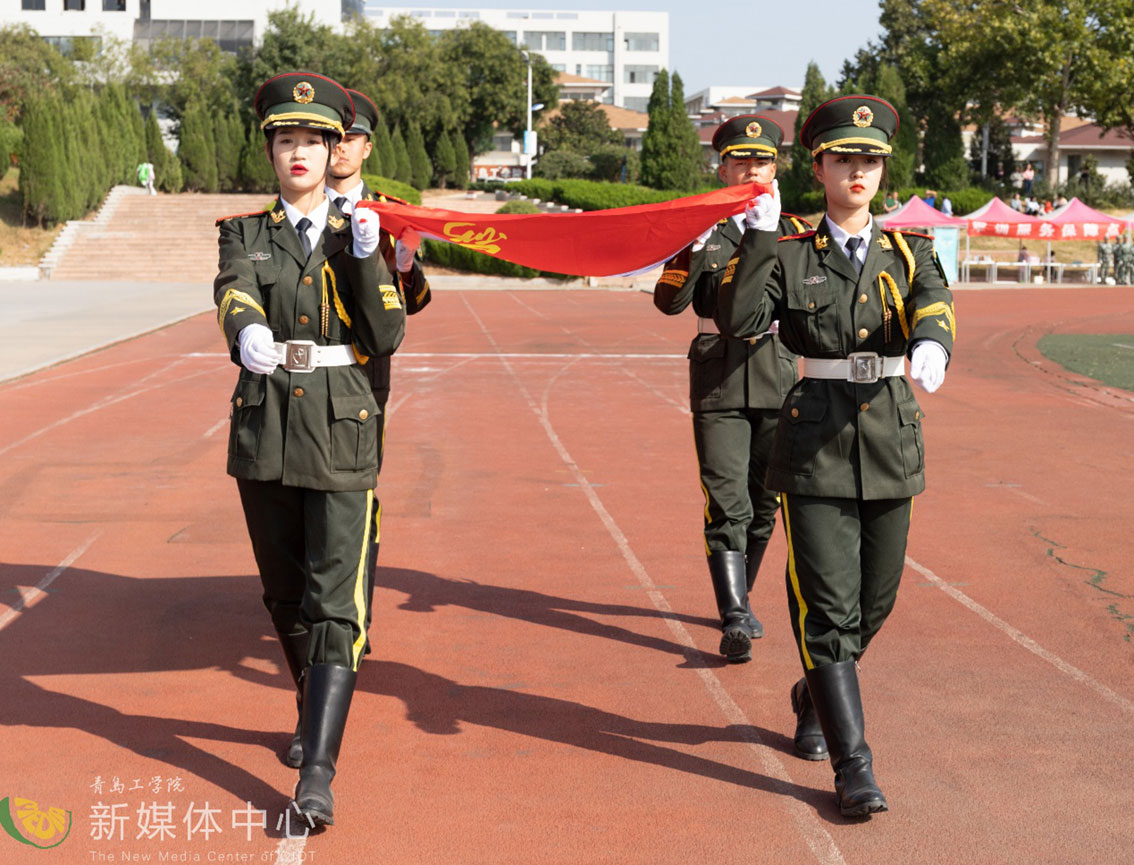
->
[1118, 238, 1134, 285]
[216, 194, 406, 670]
[719, 214, 954, 666]
[1097, 238, 1114, 282]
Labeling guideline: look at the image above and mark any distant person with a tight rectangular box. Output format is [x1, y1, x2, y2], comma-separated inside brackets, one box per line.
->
[1097, 237, 1115, 283]
[1017, 242, 1029, 263]
[1022, 163, 1035, 195]
[940, 195, 953, 217]
[882, 190, 899, 213]
[1055, 194, 1068, 208]
[1025, 196, 1041, 216]
[1010, 192, 1023, 212]
[1010, 167, 1022, 190]
[1043, 199, 1053, 214]
[923, 188, 937, 209]
[137, 161, 156, 195]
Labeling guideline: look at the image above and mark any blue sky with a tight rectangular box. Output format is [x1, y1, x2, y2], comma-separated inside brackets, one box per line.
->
[367, 0, 886, 93]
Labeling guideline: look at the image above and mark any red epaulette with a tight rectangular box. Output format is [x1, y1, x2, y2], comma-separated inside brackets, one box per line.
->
[778, 230, 816, 242]
[215, 209, 270, 226]
[783, 212, 814, 230]
[886, 228, 933, 240]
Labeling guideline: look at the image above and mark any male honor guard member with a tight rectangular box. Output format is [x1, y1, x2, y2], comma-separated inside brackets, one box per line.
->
[717, 95, 955, 816]
[653, 115, 811, 666]
[214, 72, 406, 827]
[326, 87, 432, 654]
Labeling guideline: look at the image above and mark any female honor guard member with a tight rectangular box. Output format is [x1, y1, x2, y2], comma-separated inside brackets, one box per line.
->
[653, 116, 811, 667]
[716, 95, 954, 816]
[213, 72, 406, 827]
[326, 87, 432, 656]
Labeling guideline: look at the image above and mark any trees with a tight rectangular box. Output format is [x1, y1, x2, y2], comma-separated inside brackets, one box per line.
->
[783, 62, 834, 207]
[179, 99, 218, 192]
[541, 101, 621, 155]
[406, 122, 432, 190]
[452, 133, 470, 189]
[433, 130, 456, 189]
[390, 126, 411, 186]
[640, 70, 702, 191]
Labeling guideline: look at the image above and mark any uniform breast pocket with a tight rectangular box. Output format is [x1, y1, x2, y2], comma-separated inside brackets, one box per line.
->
[786, 283, 841, 354]
[897, 399, 925, 477]
[330, 393, 379, 473]
[777, 396, 828, 478]
[228, 376, 267, 462]
[687, 335, 727, 402]
[253, 258, 279, 288]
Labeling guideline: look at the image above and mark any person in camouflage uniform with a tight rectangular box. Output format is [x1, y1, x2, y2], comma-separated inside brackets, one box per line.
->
[1096, 237, 1115, 283]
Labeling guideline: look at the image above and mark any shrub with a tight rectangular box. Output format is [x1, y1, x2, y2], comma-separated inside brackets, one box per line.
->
[360, 173, 422, 205]
[495, 199, 541, 214]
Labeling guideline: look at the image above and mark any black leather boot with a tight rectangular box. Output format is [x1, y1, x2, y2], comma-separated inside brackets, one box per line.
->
[293, 664, 357, 827]
[709, 550, 754, 662]
[744, 542, 767, 639]
[789, 676, 828, 761]
[804, 661, 887, 817]
[276, 630, 309, 769]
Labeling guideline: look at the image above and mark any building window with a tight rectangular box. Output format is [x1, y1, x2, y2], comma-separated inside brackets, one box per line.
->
[103, 0, 126, 10]
[624, 32, 660, 52]
[550, 63, 565, 72]
[572, 32, 613, 52]
[624, 65, 658, 85]
[64, 0, 85, 9]
[22, 0, 47, 9]
[457, 10, 479, 17]
[584, 65, 614, 83]
[623, 97, 650, 113]
[501, 31, 516, 45]
[522, 31, 565, 51]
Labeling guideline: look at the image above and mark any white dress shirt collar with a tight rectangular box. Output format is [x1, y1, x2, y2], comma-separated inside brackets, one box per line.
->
[280, 195, 329, 252]
[325, 180, 366, 214]
[825, 214, 873, 269]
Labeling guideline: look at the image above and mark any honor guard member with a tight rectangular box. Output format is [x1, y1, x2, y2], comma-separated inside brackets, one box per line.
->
[653, 115, 811, 667]
[717, 95, 955, 816]
[326, 87, 432, 655]
[214, 71, 406, 827]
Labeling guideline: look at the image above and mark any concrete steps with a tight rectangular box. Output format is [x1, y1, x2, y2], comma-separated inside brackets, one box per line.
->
[47, 191, 273, 282]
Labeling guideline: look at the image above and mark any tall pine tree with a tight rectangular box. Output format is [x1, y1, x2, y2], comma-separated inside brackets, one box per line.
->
[784, 61, 833, 209]
[433, 130, 456, 189]
[407, 122, 432, 189]
[452, 132, 470, 189]
[18, 92, 64, 226]
[363, 119, 387, 178]
[640, 69, 702, 191]
[391, 126, 411, 186]
[179, 99, 219, 192]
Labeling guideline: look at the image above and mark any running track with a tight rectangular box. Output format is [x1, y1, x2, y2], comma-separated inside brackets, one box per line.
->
[1, 286, 1131, 864]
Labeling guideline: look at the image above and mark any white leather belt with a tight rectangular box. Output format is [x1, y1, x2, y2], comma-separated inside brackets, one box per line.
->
[799, 353, 904, 384]
[697, 316, 774, 344]
[273, 340, 356, 373]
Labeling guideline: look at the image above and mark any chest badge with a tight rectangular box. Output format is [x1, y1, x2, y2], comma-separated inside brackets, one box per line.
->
[706, 243, 721, 252]
[328, 215, 345, 230]
[878, 235, 892, 250]
[802, 275, 827, 285]
[247, 252, 271, 261]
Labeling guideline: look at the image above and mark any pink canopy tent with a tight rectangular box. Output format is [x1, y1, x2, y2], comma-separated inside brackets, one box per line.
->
[1040, 197, 1126, 239]
[877, 195, 967, 229]
[963, 197, 1045, 238]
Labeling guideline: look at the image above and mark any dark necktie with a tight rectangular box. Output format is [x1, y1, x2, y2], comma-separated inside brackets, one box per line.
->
[334, 195, 349, 214]
[845, 236, 863, 273]
[296, 217, 313, 259]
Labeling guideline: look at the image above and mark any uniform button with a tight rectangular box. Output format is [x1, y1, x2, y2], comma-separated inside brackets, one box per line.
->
[298, 314, 309, 325]
[860, 402, 870, 412]
[858, 327, 869, 339]
[302, 276, 313, 286]
[358, 409, 369, 420]
[235, 397, 243, 407]
[293, 387, 304, 398]
[858, 293, 868, 303]
[808, 301, 816, 309]
[710, 262, 718, 270]
[791, 408, 799, 418]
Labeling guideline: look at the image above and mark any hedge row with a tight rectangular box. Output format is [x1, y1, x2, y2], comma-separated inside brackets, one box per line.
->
[360, 173, 422, 205]
[421, 238, 574, 280]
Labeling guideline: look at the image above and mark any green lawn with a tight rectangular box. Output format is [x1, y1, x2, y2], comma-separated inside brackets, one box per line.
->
[1038, 334, 1134, 392]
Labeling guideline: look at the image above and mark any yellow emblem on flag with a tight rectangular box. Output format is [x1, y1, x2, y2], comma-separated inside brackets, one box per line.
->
[443, 222, 507, 255]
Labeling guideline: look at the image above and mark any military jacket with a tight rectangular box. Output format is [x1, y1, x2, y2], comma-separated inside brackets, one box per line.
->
[214, 197, 406, 491]
[654, 213, 810, 412]
[357, 183, 432, 402]
[717, 216, 956, 500]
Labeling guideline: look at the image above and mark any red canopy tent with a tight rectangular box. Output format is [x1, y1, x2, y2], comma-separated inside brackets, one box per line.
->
[962, 197, 1046, 239]
[1040, 197, 1126, 239]
[877, 195, 967, 229]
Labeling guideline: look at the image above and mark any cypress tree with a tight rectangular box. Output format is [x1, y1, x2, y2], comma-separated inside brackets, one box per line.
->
[391, 126, 411, 186]
[128, 91, 146, 177]
[214, 111, 240, 191]
[784, 62, 832, 208]
[640, 70, 701, 191]
[640, 70, 670, 190]
[433, 130, 456, 189]
[58, 92, 85, 219]
[667, 73, 702, 191]
[452, 132, 470, 189]
[180, 100, 219, 192]
[407, 122, 432, 189]
[364, 119, 388, 178]
[75, 91, 103, 212]
[17, 93, 63, 226]
[238, 124, 275, 193]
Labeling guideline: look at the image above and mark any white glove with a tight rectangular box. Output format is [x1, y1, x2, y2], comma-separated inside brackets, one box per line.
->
[909, 341, 948, 393]
[237, 323, 280, 375]
[744, 179, 781, 231]
[691, 224, 715, 252]
[352, 210, 381, 258]
[395, 227, 421, 272]
[767, 320, 780, 335]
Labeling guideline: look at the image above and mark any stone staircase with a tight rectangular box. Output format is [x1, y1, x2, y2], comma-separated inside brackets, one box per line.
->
[45, 190, 272, 281]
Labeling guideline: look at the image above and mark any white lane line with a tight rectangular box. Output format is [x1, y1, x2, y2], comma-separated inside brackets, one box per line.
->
[905, 555, 1134, 716]
[203, 417, 228, 438]
[460, 294, 845, 865]
[0, 532, 102, 632]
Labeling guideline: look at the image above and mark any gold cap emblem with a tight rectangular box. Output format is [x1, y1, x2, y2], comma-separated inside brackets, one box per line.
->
[852, 105, 874, 128]
[745, 121, 762, 139]
[293, 81, 315, 104]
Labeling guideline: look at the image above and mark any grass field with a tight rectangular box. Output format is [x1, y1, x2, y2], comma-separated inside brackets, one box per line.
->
[0, 169, 64, 266]
[1039, 333, 1134, 391]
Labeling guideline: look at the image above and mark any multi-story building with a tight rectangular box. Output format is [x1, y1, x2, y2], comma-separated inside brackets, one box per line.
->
[359, 5, 668, 111]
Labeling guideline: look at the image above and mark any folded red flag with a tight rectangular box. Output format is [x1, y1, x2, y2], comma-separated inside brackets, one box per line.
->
[356, 182, 770, 277]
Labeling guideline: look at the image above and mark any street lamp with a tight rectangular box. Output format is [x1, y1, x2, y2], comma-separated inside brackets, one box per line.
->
[520, 49, 542, 179]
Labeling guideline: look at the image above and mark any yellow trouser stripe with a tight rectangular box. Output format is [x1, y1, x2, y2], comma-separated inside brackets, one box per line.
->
[350, 489, 374, 671]
[373, 500, 382, 543]
[781, 494, 815, 670]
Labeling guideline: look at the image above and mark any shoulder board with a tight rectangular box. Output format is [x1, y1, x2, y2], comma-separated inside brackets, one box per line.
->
[778, 230, 816, 242]
[783, 212, 814, 229]
[886, 228, 933, 240]
[375, 192, 409, 206]
[215, 209, 269, 226]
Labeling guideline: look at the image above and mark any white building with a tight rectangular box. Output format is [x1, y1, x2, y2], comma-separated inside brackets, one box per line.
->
[1, 1, 341, 54]
[360, 5, 668, 111]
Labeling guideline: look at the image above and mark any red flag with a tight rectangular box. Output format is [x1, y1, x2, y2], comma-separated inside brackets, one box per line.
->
[357, 182, 770, 277]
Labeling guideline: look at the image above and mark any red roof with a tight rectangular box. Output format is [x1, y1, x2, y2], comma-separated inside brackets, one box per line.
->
[1059, 123, 1134, 148]
[748, 86, 801, 98]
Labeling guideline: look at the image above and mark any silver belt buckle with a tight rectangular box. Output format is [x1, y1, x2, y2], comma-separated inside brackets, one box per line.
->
[283, 339, 317, 373]
[847, 352, 882, 384]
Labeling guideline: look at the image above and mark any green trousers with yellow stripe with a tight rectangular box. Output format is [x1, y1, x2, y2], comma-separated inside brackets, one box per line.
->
[781, 493, 912, 669]
[237, 479, 374, 672]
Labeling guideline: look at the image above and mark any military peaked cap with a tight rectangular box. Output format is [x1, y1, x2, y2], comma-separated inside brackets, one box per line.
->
[712, 114, 783, 159]
[255, 72, 355, 138]
[800, 95, 898, 158]
[345, 89, 380, 137]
